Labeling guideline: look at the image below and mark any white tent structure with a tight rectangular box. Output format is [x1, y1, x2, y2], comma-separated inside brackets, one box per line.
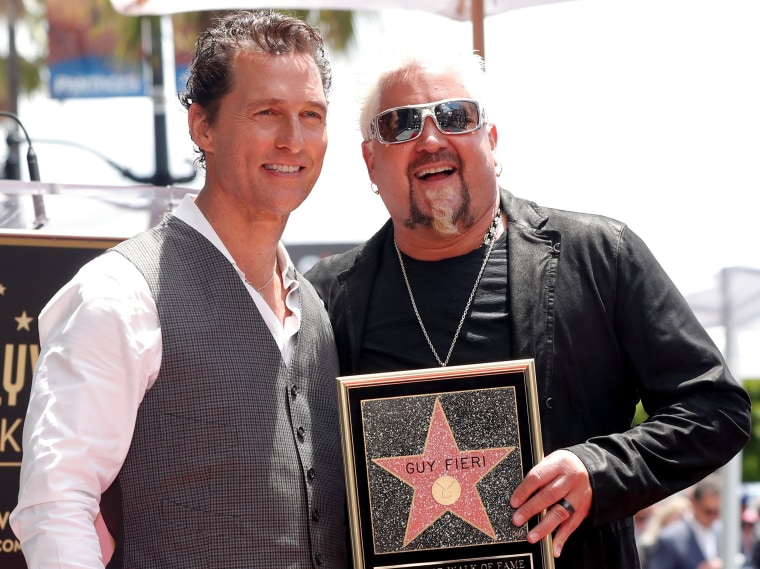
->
[688, 267, 760, 338]
[687, 266, 760, 569]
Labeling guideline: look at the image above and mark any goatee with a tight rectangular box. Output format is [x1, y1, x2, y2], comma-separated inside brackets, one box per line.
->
[404, 184, 474, 235]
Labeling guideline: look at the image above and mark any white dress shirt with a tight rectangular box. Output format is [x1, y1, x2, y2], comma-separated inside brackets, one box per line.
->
[689, 514, 721, 561]
[10, 195, 301, 569]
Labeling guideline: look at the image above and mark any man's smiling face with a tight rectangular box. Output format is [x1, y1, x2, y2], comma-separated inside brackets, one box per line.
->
[362, 65, 498, 239]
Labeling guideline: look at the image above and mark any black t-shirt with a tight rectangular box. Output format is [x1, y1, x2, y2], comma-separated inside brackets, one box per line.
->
[360, 232, 511, 374]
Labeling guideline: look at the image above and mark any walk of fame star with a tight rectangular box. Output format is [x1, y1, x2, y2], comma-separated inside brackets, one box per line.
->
[372, 397, 515, 547]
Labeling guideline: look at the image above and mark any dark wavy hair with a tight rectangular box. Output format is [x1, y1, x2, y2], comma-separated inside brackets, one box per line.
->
[179, 10, 332, 168]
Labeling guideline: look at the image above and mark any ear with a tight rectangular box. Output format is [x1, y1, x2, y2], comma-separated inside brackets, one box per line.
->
[188, 103, 212, 152]
[487, 124, 498, 150]
[362, 140, 376, 180]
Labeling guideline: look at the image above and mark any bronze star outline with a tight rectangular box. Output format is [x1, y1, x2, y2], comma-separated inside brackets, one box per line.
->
[372, 397, 515, 546]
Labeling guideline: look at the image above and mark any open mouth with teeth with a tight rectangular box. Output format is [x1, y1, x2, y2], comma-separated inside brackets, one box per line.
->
[265, 164, 301, 173]
[416, 165, 456, 182]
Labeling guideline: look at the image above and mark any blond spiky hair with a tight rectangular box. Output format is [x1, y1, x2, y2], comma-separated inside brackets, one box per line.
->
[357, 49, 490, 142]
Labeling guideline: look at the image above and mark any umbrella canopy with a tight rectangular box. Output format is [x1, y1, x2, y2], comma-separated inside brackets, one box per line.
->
[110, 0, 567, 19]
[687, 267, 760, 330]
[109, 0, 575, 57]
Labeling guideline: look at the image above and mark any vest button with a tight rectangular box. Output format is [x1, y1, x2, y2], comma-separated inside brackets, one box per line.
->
[297, 426, 306, 439]
[545, 397, 553, 409]
[315, 552, 323, 565]
[290, 384, 298, 397]
[307, 467, 316, 480]
[312, 508, 320, 521]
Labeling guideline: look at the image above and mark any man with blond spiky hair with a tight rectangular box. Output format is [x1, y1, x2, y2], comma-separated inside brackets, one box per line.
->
[306, 49, 750, 569]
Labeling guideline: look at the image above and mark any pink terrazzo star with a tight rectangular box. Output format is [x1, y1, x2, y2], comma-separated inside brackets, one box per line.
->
[373, 397, 515, 546]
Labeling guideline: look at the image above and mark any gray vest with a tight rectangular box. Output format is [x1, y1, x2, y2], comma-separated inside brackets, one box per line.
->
[104, 216, 347, 568]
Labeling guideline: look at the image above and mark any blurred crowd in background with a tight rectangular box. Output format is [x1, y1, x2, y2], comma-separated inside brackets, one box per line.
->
[635, 477, 760, 569]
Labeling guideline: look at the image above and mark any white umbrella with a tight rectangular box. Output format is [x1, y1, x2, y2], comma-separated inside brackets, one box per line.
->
[109, 0, 575, 58]
[688, 267, 760, 332]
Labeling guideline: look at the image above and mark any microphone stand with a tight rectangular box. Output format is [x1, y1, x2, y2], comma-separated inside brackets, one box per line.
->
[0, 111, 47, 229]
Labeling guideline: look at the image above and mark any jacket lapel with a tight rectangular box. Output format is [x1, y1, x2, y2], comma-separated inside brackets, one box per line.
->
[502, 190, 560, 445]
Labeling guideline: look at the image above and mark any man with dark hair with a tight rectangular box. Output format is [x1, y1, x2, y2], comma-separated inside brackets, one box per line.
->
[12, 11, 347, 569]
[648, 477, 723, 569]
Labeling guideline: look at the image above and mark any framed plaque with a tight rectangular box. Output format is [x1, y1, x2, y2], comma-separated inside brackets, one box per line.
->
[337, 359, 553, 569]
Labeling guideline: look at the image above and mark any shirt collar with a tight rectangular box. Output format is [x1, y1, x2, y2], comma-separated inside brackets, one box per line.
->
[173, 194, 297, 285]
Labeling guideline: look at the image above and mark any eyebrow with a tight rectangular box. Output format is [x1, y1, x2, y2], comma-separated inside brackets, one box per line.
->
[246, 98, 328, 114]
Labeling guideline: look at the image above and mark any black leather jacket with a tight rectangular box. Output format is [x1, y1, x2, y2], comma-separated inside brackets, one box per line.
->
[306, 189, 751, 569]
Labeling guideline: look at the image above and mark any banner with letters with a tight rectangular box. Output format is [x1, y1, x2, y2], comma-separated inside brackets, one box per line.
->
[45, 0, 193, 99]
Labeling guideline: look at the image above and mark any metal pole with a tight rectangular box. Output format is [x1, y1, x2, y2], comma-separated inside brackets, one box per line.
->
[149, 16, 171, 187]
[719, 267, 741, 569]
[471, 0, 485, 61]
[136, 15, 194, 189]
[3, 3, 46, 227]
[4, 0, 21, 180]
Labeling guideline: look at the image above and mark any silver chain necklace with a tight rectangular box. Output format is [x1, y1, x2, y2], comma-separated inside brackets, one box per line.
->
[244, 263, 277, 295]
[394, 209, 502, 367]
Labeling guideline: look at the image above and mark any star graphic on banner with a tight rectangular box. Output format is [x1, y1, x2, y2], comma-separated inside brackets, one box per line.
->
[373, 397, 515, 546]
[15, 310, 34, 332]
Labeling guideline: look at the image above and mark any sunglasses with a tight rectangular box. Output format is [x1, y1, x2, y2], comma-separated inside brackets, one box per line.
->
[369, 98, 486, 144]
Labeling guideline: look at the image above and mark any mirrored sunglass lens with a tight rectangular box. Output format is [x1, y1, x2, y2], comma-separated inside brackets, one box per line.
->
[375, 101, 481, 142]
[434, 101, 480, 133]
[377, 108, 422, 142]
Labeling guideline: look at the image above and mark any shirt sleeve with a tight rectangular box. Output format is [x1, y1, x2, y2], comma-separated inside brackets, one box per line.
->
[10, 251, 162, 569]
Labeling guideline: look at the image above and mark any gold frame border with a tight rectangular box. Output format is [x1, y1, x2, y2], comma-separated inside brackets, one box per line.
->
[336, 358, 553, 569]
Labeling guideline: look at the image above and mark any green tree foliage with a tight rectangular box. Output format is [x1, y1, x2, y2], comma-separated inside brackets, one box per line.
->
[291, 10, 357, 53]
[0, 0, 45, 110]
[0, 52, 43, 107]
[633, 401, 648, 427]
[742, 379, 760, 482]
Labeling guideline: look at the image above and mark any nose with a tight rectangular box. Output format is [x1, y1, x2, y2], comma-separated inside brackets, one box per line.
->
[276, 115, 305, 153]
[415, 116, 448, 151]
